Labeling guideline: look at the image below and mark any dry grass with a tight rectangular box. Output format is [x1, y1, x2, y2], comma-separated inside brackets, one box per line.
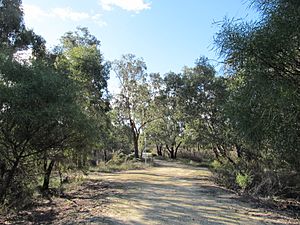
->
[90, 160, 149, 173]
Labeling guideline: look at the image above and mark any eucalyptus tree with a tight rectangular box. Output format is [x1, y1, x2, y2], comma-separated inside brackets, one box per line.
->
[54, 27, 110, 168]
[113, 54, 157, 158]
[180, 59, 232, 161]
[56, 27, 109, 110]
[158, 72, 185, 159]
[145, 73, 165, 156]
[146, 71, 186, 159]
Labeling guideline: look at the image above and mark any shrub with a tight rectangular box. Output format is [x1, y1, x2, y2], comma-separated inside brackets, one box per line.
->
[96, 160, 145, 172]
[210, 159, 239, 190]
[107, 151, 126, 165]
[95, 152, 147, 173]
[236, 172, 253, 191]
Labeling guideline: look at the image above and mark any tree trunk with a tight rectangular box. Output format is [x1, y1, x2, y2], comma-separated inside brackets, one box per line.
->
[104, 149, 107, 162]
[156, 144, 162, 156]
[0, 158, 20, 204]
[156, 144, 160, 156]
[130, 119, 139, 158]
[174, 141, 182, 159]
[170, 149, 175, 159]
[133, 134, 139, 158]
[42, 159, 55, 191]
[166, 145, 175, 159]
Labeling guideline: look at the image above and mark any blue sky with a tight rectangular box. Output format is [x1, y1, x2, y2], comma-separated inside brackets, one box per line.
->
[22, 0, 258, 92]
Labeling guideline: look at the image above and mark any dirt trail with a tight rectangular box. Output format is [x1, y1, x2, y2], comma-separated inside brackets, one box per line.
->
[85, 160, 296, 225]
[5, 160, 298, 225]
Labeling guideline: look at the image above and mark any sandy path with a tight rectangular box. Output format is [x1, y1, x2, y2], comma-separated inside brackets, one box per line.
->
[5, 160, 298, 224]
[85, 160, 296, 225]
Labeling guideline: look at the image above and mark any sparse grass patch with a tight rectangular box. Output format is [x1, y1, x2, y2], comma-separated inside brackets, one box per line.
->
[157, 156, 212, 168]
[92, 160, 148, 173]
[89, 151, 151, 173]
[178, 158, 212, 168]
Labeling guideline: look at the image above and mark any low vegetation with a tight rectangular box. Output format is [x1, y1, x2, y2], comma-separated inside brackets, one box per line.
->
[91, 152, 148, 173]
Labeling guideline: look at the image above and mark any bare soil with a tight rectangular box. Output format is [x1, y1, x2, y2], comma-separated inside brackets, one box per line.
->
[2, 160, 299, 224]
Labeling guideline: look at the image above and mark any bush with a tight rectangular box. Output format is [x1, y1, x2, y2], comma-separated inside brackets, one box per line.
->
[236, 172, 253, 191]
[211, 158, 300, 199]
[1, 170, 36, 210]
[95, 152, 147, 172]
[125, 152, 136, 161]
[107, 151, 126, 165]
[248, 170, 300, 198]
[210, 159, 239, 190]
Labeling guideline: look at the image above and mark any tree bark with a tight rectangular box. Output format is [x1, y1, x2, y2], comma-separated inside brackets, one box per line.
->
[42, 159, 55, 191]
[156, 144, 162, 156]
[103, 149, 107, 162]
[133, 133, 139, 158]
[170, 149, 175, 159]
[174, 141, 182, 159]
[130, 119, 140, 158]
[166, 145, 175, 159]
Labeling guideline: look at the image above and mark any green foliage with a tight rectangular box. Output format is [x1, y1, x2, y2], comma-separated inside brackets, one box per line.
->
[146, 71, 186, 159]
[210, 160, 222, 170]
[210, 0, 300, 197]
[236, 172, 253, 190]
[55, 27, 109, 110]
[0, 2, 111, 208]
[53, 27, 111, 171]
[0, 55, 94, 205]
[0, 0, 25, 48]
[113, 54, 153, 158]
[0, 0, 46, 54]
[211, 160, 238, 190]
[105, 110, 133, 153]
[107, 151, 127, 165]
[180, 58, 230, 151]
